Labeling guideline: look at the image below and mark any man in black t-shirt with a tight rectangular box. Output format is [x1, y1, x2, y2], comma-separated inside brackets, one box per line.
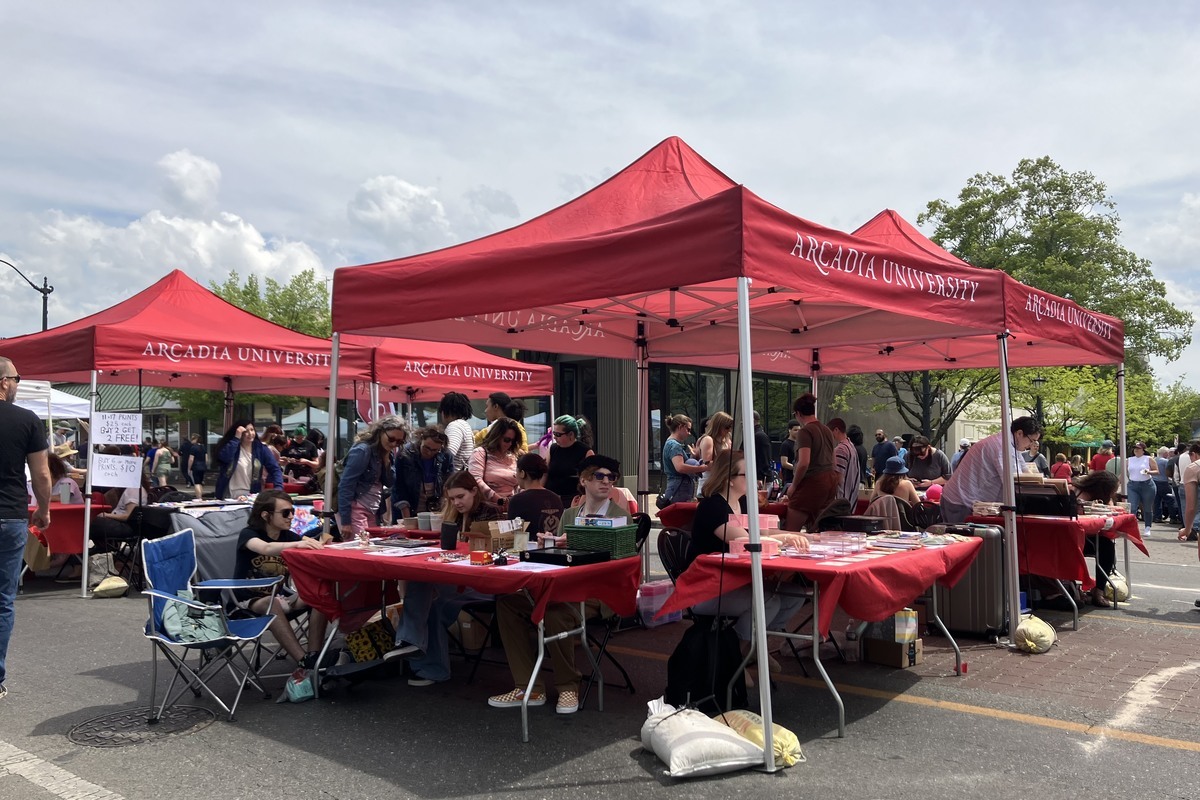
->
[0, 357, 52, 699]
[280, 425, 319, 480]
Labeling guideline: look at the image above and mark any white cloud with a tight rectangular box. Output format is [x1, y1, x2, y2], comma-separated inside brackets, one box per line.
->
[158, 149, 222, 217]
[346, 176, 454, 255]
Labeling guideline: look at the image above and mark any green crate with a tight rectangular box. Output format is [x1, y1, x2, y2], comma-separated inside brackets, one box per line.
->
[564, 524, 639, 559]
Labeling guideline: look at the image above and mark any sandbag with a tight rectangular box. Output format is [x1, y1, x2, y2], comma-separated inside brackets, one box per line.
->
[640, 698, 762, 778]
[713, 709, 805, 768]
[1013, 615, 1057, 654]
[1104, 571, 1130, 602]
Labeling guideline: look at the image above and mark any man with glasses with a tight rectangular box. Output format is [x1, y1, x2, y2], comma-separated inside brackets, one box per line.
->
[0, 358, 51, 700]
[561, 455, 625, 525]
[871, 428, 898, 481]
[393, 427, 452, 519]
[491, 453, 624, 717]
[904, 435, 953, 489]
[941, 416, 1043, 524]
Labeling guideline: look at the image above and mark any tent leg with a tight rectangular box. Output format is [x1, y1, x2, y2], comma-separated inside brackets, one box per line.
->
[1116, 364, 1131, 583]
[635, 327, 650, 582]
[80, 370, 99, 598]
[996, 334, 1021, 640]
[736, 277, 776, 773]
[323, 334, 341, 539]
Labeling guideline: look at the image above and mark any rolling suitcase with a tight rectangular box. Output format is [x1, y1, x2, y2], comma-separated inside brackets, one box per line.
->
[931, 523, 1006, 637]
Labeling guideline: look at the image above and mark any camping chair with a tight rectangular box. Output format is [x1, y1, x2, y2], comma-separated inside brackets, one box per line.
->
[863, 494, 917, 532]
[141, 527, 282, 722]
[579, 512, 653, 707]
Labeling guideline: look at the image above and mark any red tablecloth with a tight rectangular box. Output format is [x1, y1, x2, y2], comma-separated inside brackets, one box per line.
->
[28, 503, 109, 555]
[283, 546, 642, 625]
[661, 539, 982, 637]
[966, 514, 1148, 591]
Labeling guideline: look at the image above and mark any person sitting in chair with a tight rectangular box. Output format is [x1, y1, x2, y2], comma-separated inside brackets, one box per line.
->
[488, 454, 624, 716]
[234, 490, 328, 668]
[1070, 470, 1121, 608]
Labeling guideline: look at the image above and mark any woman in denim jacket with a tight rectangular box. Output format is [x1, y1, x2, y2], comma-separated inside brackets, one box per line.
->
[338, 415, 408, 541]
[392, 427, 453, 519]
[215, 420, 284, 500]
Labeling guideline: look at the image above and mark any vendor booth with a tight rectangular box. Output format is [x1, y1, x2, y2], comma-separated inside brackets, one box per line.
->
[326, 136, 1122, 762]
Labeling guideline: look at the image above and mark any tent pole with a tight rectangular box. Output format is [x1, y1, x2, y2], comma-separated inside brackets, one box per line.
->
[736, 277, 776, 772]
[635, 322, 650, 582]
[1116, 363, 1130, 581]
[323, 333, 341, 539]
[80, 369, 99, 598]
[223, 377, 235, 431]
[370, 381, 380, 423]
[996, 333, 1021, 642]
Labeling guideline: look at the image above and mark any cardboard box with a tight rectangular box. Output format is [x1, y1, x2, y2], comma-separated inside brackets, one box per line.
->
[451, 609, 493, 652]
[862, 608, 918, 643]
[863, 637, 924, 668]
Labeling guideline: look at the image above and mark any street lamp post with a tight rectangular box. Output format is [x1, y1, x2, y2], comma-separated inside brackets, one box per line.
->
[1032, 374, 1046, 428]
[1, 258, 53, 331]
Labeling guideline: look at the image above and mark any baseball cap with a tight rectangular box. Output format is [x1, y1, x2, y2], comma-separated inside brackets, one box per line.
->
[959, 438, 970, 448]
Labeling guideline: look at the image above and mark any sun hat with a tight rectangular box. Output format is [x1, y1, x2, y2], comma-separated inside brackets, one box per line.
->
[882, 456, 908, 475]
[52, 443, 78, 459]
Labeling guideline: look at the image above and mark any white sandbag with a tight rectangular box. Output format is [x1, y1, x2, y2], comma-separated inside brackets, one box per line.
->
[641, 698, 763, 778]
[1013, 615, 1057, 654]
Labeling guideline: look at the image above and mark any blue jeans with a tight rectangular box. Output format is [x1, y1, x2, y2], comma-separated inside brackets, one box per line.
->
[0, 519, 29, 686]
[394, 582, 491, 681]
[1127, 480, 1156, 529]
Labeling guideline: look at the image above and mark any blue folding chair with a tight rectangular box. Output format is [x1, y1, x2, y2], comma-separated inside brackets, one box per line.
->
[141, 528, 281, 722]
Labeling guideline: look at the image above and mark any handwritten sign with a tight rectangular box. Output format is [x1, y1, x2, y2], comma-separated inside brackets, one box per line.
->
[94, 413, 143, 446]
[91, 454, 145, 488]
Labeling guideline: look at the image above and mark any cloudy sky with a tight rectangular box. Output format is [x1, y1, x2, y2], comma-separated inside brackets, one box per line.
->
[1, 2, 1196, 381]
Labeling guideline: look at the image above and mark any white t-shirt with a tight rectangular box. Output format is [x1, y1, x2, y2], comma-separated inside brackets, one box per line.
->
[228, 447, 255, 498]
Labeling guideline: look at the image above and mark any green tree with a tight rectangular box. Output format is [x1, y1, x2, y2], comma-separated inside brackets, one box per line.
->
[918, 156, 1193, 369]
[831, 369, 997, 446]
[167, 269, 333, 422]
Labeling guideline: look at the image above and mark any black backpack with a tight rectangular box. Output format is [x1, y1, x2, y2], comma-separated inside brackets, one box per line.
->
[664, 617, 748, 714]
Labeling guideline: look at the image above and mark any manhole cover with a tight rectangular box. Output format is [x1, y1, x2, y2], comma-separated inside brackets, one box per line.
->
[68, 706, 216, 748]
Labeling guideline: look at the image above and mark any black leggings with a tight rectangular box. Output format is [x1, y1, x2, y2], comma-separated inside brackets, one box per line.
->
[1083, 535, 1116, 589]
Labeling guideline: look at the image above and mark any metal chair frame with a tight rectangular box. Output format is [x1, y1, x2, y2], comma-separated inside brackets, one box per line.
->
[141, 528, 283, 722]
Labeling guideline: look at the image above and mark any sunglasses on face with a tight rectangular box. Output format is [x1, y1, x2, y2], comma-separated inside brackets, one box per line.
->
[0, 374, 21, 383]
[386, 432, 405, 444]
[551, 430, 569, 438]
[591, 471, 618, 483]
[275, 507, 295, 518]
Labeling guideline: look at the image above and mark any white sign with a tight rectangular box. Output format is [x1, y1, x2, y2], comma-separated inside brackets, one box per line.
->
[91, 454, 145, 488]
[94, 413, 144, 446]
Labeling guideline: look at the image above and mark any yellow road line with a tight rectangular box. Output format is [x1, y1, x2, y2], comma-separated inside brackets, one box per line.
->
[604, 644, 1200, 753]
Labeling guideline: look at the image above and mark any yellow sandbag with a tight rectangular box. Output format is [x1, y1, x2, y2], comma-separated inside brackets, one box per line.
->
[712, 709, 805, 768]
[1104, 572, 1130, 602]
[1013, 615, 1057, 654]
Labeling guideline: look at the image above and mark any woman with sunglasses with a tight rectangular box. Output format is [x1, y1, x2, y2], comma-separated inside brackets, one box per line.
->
[546, 415, 593, 506]
[661, 414, 707, 507]
[468, 417, 524, 505]
[215, 419, 285, 500]
[235, 489, 328, 669]
[386, 471, 501, 686]
[338, 415, 408, 542]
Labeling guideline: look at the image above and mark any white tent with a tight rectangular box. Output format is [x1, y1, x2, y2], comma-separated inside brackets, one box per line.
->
[15, 380, 92, 421]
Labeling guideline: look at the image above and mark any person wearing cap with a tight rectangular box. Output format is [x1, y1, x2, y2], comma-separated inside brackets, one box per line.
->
[905, 435, 953, 489]
[893, 436, 908, 463]
[1125, 441, 1158, 536]
[1089, 440, 1116, 472]
[950, 438, 971, 471]
[940, 416, 1043, 525]
[490, 454, 623, 717]
[870, 456, 920, 508]
[280, 425, 319, 481]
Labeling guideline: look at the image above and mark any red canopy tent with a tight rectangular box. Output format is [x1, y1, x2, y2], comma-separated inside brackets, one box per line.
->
[327, 137, 1126, 757]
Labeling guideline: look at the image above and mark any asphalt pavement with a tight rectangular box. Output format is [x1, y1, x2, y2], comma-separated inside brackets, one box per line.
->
[1, 531, 1198, 800]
